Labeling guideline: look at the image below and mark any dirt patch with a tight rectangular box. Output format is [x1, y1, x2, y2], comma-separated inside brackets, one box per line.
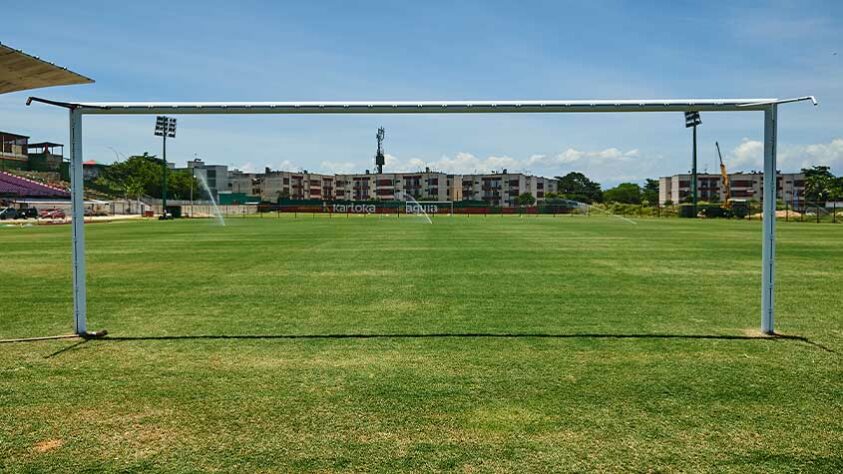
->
[33, 438, 64, 453]
[750, 210, 802, 219]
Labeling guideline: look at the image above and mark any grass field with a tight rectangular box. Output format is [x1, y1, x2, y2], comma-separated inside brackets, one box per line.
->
[1, 215, 841, 472]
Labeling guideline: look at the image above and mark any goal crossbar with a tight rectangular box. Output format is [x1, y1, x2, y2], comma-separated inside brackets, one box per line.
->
[26, 95, 818, 336]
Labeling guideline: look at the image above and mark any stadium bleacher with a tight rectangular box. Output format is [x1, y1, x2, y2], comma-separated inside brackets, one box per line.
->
[0, 171, 70, 198]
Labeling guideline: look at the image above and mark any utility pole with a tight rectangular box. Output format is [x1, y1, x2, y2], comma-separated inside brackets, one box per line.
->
[190, 168, 194, 218]
[685, 111, 702, 216]
[154, 116, 177, 219]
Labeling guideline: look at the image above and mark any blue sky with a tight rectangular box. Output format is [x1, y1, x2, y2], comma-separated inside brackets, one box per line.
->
[1, 0, 841, 185]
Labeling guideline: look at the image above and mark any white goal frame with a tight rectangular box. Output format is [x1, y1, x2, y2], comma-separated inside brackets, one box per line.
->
[26, 96, 817, 336]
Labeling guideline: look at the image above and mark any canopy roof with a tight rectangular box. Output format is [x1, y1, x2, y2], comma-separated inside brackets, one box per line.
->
[0, 43, 93, 95]
[26, 96, 817, 115]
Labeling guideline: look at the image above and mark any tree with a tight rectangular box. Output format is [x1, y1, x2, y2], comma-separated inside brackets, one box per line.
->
[124, 176, 145, 214]
[828, 176, 843, 210]
[517, 192, 536, 206]
[100, 153, 197, 200]
[833, 177, 843, 200]
[642, 179, 659, 206]
[555, 172, 603, 203]
[803, 165, 834, 203]
[603, 182, 642, 204]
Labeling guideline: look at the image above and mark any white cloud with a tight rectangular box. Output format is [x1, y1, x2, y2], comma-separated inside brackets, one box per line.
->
[239, 162, 258, 173]
[780, 139, 843, 171]
[555, 149, 583, 164]
[403, 152, 522, 174]
[277, 160, 295, 170]
[319, 161, 357, 174]
[730, 138, 764, 169]
[376, 146, 654, 186]
[726, 138, 843, 173]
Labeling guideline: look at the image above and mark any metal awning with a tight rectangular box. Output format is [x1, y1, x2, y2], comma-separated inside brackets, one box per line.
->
[25, 96, 816, 114]
[0, 43, 93, 95]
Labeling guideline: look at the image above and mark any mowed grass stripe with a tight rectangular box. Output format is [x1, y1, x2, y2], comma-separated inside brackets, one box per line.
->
[1, 216, 840, 472]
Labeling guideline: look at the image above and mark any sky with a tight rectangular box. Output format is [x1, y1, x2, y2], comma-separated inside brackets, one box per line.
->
[1, 0, 841, 186]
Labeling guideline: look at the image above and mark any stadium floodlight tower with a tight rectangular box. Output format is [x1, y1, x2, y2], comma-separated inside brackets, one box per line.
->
[154, 116, 177, 219]
[684, 111, 702, 216]
[26, 95, 817, 337]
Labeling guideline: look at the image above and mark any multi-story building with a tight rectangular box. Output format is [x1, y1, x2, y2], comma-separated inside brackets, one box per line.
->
[227, 170, 257, 197]
[659, 172, 806, 205]
[221, 164, 554, 207]
[334, 168, 461, 202]
[231, 169, 334, 202]
[461, 170, 558, 206]
[185, 159, 229, 199]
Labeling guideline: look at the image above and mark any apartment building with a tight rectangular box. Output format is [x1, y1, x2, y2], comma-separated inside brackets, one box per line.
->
[659, 172, 806, 205]
[334, 168, 461, 202]
[461, 170, 558, 207]
[222, 163, 555, 207]
[230, 169, 334, 202]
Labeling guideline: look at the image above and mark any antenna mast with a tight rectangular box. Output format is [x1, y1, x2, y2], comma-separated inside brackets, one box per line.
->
[375, 127, 386, 174]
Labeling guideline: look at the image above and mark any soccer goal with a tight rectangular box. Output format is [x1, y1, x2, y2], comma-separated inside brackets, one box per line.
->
[25, 95, 817, 336]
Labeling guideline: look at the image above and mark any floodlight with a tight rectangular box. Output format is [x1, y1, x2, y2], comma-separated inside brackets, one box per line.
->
[683, 111, 702, 217]
[684, 111, 701, 128]
[153, 115, 177, 219]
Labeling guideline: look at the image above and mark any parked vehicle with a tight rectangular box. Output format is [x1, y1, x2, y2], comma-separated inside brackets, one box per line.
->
[17, 207, 38, 219]
[0, 207, 18, 220]
[39, 208, 66, 219]
[85, 207, 109, 217]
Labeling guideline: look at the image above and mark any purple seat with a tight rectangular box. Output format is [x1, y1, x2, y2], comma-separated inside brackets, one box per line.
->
[0, 172, 70, 198]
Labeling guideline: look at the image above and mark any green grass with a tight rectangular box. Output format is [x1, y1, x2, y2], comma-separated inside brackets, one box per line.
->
[1, 215, 841, 472]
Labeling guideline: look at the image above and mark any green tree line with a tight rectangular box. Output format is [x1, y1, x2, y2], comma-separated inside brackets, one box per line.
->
[545, 172, 659, 205]
[93, 153, 198, 201]
[549, 167, 842, 206]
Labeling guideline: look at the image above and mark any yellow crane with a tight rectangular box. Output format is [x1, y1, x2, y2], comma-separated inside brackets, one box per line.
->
[715, 141, 731, 209]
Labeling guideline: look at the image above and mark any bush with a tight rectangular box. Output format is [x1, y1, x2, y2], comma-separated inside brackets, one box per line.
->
[699, 205, 731, 218]
[678, 204, 696, 218]
[678, 203, 740, 218]
[731, 202, 749, 219]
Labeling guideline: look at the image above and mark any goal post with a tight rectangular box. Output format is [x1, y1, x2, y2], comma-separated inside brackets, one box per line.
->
[26, 95, 817, 336]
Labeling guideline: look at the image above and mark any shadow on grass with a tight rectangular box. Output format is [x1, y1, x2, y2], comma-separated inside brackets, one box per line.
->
[98, 333, 836, 353]
[44, 339, 89, 358]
